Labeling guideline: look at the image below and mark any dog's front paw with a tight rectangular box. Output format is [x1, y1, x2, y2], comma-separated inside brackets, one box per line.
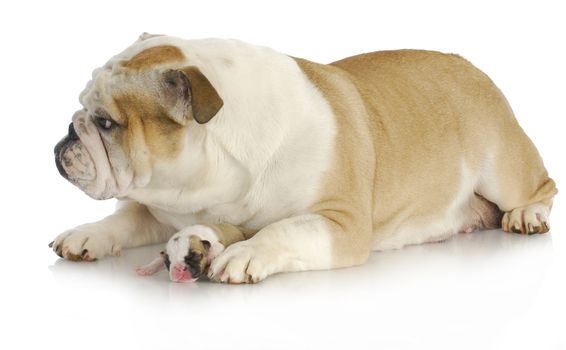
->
[49, 225, 120, 261]
[208, 242, 282, 284]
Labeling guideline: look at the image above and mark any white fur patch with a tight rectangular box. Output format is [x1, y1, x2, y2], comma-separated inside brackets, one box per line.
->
[114, 38, 337, 231]
[209, 214, 333, 283]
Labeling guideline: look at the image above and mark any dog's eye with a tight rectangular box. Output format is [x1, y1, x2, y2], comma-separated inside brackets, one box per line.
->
[95, 116, 115, 130]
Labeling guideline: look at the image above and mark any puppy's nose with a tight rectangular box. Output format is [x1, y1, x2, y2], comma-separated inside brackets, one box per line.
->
[68, 122, 79, 141]
[170, 263, 191, 282]
[174, 264, 187, 272]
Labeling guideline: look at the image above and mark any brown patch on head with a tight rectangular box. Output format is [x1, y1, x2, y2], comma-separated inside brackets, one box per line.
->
[186, 235, 209, 278]
[111, 92, 185, 181]
[121, 45, 184, 70]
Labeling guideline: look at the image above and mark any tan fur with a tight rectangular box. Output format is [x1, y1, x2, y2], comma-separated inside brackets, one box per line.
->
[121, 45, 184, 70]
[112, 93, 185, 161]
[295, 50, 557, 263]
[294, 58, 376, 266]
[208, 224, 248, 245]
[188, 235, 209, 274]
[179, 66, 224, 124]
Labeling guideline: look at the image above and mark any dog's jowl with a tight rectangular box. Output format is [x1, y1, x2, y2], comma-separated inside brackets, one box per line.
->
[51, 33, 557, 283]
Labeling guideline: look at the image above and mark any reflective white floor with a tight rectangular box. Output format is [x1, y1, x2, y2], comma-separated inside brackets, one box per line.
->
[3, 213, 564, 350]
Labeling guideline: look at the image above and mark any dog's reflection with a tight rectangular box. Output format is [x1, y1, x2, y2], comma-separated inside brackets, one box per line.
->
[49, 229, 553, 303]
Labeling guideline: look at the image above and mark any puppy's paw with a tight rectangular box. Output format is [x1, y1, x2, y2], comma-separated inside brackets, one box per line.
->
[49, 225, 120, 261]
[208, 242, 281, 284]
[502, 202, 550, 235]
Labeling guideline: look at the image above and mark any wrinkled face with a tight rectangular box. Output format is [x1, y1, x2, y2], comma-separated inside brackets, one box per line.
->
[54, 43, 223, 199]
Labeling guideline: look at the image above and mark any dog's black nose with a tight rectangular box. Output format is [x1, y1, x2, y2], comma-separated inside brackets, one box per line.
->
[54, 123, 79, 180]
[68, 122, 79, 141]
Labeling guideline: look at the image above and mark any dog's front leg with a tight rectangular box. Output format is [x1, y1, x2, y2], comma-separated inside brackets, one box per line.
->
[49, 200, 175, 261]
[208, 214, 372, 283]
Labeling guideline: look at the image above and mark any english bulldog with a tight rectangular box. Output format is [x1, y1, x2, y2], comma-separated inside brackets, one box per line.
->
[51, 33, 557, 283]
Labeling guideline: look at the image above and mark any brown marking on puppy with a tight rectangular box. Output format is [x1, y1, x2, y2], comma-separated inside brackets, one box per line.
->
[187, 235, 209, 278]
[121, 45, 184, 70]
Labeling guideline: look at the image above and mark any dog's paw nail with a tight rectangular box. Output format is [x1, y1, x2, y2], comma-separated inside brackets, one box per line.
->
[541, 221, 550, 232]
[527, 223, 534, 234]
[48, 241, 54, 248]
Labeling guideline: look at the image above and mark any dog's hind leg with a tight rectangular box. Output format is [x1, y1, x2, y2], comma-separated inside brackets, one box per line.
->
[475, 112, 557, 235]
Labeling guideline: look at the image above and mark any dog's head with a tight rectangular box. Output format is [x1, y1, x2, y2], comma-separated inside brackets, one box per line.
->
[54, 34, 224, 199]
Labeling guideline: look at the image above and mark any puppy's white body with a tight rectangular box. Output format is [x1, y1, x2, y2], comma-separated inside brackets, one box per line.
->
[52, 35, 557, 282]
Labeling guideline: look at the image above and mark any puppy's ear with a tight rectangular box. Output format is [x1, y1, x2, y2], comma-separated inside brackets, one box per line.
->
[161, 67, 223, 125]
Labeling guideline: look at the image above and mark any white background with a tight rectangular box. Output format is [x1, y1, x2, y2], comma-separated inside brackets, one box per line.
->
[0, 0, 564, 349]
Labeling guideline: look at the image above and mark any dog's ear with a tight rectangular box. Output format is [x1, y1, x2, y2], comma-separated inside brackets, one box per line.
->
[136, 32, 164, 42]
[160, 67, 223, 125]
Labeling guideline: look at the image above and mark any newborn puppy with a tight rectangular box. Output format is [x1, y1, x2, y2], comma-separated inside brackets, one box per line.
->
[136, 227, 225, 282]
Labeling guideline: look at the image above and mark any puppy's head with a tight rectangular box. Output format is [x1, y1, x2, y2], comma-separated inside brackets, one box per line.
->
[54, 36, 224, 199]
[163, 233, 211, 282]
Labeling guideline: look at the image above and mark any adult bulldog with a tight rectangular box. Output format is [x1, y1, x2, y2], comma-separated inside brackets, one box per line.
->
[51, 33, 557, 283]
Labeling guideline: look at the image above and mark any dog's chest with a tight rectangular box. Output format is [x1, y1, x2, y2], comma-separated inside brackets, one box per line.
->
[147, 202, 254, 231]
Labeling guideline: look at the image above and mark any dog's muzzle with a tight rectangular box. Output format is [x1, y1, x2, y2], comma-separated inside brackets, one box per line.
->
[54, 122, 96, 183]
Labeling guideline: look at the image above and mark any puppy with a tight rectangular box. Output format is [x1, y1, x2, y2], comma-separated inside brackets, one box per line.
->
[51, 33, 557, 283]
[135, 224, 241, 282]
